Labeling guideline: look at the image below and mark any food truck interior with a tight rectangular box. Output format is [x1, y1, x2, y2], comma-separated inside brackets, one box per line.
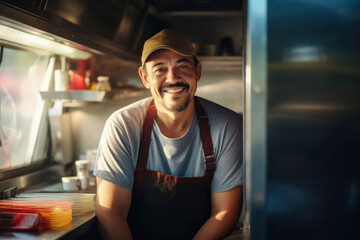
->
[1, 0, 360, 239]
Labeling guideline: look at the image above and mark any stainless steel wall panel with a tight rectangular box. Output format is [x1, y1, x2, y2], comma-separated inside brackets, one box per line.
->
[247, 0, 360, 239]
[245, 0, 268, 239]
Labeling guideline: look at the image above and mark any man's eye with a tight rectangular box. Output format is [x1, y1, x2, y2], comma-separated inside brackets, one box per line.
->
[178, 65, 190, 71]
[154, 68, 166, 74]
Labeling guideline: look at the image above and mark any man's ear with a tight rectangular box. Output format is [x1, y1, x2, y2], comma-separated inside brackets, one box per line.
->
[139, 66, 150, 89]
[196, 62, 202, 82]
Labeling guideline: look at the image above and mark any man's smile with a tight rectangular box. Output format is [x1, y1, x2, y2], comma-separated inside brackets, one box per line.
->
[160, 83, 189, 94]
[163, 87, 186, 93]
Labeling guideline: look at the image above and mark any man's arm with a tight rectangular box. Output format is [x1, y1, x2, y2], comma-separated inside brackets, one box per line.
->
[96, 177, 133, 240]
[193, 186, 243, 240]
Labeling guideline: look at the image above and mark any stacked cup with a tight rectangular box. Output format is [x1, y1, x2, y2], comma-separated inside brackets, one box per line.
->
[62, 176, 81, 191]
[75, 160, 90, 190]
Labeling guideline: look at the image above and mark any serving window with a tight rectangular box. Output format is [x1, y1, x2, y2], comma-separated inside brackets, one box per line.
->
[0, 46, 52, 175]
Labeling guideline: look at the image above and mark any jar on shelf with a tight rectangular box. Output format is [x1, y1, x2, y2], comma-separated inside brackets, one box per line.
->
[96, 76, 111, 91]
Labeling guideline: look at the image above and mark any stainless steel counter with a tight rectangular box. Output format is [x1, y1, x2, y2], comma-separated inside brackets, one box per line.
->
[0, 166, 98, 239]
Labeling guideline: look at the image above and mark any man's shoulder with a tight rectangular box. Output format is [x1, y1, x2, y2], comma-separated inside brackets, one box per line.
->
[197, 96, 242, 121]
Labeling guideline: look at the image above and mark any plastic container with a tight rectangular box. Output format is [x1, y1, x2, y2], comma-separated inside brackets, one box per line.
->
[0, 200, 73, 231]
[14, 193, 96, 216]
[96, 76, 111, 91]
[0, 212, 40, 230]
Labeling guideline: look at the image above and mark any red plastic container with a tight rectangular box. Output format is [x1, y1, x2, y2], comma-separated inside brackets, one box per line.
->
[0, 200, 73, 231]
[0, 212, 40, 230]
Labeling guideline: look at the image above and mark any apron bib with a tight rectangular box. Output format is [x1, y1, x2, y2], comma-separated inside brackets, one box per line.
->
[128, 97, 215, 240]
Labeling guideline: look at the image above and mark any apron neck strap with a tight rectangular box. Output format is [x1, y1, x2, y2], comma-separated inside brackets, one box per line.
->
[194, 97, 215, 186]
[136, 99, 156, 174]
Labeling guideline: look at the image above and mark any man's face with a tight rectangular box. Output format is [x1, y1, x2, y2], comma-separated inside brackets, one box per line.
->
[140, 49, 201, 113]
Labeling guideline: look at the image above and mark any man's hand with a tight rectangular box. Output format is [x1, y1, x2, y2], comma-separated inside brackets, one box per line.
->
[193, 186, 243, 240]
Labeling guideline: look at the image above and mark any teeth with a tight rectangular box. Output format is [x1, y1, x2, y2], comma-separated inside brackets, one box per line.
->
[165, 88, 184, 93]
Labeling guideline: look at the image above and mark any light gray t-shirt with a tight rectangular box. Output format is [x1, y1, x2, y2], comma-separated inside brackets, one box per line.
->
[94, 96, 243, 192]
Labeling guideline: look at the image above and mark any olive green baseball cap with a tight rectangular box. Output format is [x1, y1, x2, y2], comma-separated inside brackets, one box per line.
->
[141, 29, 197, 67]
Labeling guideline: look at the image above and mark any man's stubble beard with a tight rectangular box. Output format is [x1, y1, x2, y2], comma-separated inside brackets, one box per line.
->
[159, 82, 195, 113]
[163, 94, 192, 113]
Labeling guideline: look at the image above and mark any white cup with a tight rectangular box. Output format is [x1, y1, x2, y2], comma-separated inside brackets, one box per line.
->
[78, 176, 89, 190]
[85, 149, 97, 172]
[75, 160, 90, 178]
[62, 176, 81, 191]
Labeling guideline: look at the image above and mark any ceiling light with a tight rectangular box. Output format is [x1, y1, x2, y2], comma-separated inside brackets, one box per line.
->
[0, 23, 91, 60]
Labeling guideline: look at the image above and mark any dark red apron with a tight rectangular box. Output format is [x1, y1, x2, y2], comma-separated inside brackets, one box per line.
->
[127, 97, 215, 240]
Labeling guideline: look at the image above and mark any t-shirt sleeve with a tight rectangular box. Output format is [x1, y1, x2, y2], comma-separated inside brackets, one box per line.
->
[93, 114, 137, 189]
[211, 114, 243, 193]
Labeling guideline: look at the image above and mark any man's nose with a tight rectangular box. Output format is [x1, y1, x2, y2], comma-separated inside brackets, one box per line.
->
[166, 68, 179, 81]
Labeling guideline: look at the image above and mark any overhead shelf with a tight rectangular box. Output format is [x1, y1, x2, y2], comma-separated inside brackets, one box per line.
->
[40, 90, 113, 102]
[40, 87, 147, 102]
[158, 11, 242, 17]
[198, 56, 243, 70]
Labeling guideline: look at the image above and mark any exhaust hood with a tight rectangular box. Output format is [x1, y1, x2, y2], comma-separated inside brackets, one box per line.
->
[0, 0, 139, 62]
[0, 0, 243, 61]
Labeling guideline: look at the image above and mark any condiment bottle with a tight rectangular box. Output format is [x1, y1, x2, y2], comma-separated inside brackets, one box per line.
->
[96, 76, 111, 91]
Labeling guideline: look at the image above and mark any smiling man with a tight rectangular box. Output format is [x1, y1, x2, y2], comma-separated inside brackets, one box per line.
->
[94, 29, 243, 240]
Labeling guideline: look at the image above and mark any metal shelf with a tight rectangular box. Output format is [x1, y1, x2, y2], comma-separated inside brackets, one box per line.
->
[40, 90, 113, 102]
[40, 87, 147, 103]
[198, 56, 243, 70]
